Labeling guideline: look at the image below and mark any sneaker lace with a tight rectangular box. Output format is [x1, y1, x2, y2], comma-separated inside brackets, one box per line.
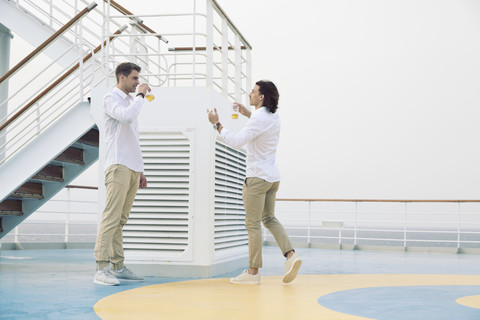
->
[104, 270, 115, 278]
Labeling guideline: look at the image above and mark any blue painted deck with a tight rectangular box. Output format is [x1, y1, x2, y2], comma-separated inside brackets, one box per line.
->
[0, 247, 479, 319]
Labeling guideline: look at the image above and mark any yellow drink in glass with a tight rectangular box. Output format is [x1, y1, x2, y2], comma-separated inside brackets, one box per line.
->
[232, 103, 239, 119]
[145, 94, 155, 102]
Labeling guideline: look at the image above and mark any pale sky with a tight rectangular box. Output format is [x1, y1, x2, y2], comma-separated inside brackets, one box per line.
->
[217, 0, 480, 200]
[12, 0, 479, 200]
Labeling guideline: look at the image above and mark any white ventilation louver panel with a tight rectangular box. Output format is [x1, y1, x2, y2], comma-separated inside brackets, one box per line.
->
[214, 141, 248, 252]
[124, 131, 191, 258]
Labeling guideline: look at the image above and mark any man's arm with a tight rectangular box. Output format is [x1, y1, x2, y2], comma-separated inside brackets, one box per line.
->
[207, 108, 264, 149]
[104, 84, 150, 124]
[104, 95, 144, 124]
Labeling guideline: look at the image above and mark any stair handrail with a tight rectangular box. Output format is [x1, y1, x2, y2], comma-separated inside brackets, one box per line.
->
[103, 0, 168, 43]
[211, 0, 252, 50]
[0, 25, 128, 134]
[0, 2, 98, 86]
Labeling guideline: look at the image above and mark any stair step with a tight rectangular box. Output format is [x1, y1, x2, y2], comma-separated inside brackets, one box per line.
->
[0, 200, 23, 216]
[77, 128, 99, 147]
[33, 164, 64, 182]
[11, 182, 43, 199]
[55, 147, 84, 165]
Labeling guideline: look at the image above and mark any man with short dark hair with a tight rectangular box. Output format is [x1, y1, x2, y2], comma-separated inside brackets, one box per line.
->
[207, 80, 302, 285]
[93, 62, 151, 285]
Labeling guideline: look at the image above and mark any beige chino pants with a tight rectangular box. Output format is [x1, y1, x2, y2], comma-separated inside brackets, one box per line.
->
[94, 164, 140, 271]
[242, 177, 293, 268]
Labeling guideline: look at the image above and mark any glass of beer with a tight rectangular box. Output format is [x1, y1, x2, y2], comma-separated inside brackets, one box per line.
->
[232, 103, 239, 119]
[145, 94, 155, 102]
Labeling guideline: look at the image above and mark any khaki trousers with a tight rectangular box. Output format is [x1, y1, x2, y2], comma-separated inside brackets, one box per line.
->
[94, 164, 140, 271]
[242, 177, 293, 268]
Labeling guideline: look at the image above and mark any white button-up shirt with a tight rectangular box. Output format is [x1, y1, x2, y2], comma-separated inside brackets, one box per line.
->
[220, 106, 281, 182]
[103, 87, 144, 173]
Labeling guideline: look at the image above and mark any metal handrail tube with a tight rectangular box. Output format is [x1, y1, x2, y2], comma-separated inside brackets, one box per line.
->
[0, 2, 97, 85]
[66, 185, 98, 190]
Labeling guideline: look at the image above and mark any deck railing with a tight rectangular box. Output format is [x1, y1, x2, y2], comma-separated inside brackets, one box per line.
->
[271, 199, 480, 253]
[2, 185, 98, 248]
[2, 190, 480, 254]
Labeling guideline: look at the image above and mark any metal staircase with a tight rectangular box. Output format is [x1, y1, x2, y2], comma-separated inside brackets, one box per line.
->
[0, 0, 165, 239]
[0, 103, 98, 237]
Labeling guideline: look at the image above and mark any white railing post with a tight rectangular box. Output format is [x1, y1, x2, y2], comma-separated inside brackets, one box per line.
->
[129, 23, 139, 66]
[78, 15, 84, 100]
[36, 104, 41, 136]
[245, 48, 252, 106]
[221, 18, 229, 95]
[192, 0, 197, 86]
[457, 201, 461, 251]
[307, 201, 311, 246]
[49, 0, 54, 28]
[354, 201, 358, 247]
[14, 225, 19, 244]
[103, 0, 112, 88]
[205, 0, 214, 88]
[65, 188, 71, 244]
[173, 54, 177, 87]
[234, 34, 242, 102]
[404, 202, 408, 250]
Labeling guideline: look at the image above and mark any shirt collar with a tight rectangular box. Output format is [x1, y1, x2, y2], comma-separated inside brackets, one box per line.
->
[113, 87, 130, 100]
[252, 106, 266, 116]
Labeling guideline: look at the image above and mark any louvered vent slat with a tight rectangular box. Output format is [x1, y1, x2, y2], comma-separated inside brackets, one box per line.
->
[214, 141, 248, 253]
[124, 131, 191, 256]
[124, 225, 188, 232]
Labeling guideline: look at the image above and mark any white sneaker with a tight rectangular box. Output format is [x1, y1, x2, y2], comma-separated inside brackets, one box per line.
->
[94, 268, 120, 286]
[110, 266, 144, 281]
[283, 252, 302, 283]
[230, 270, 261, 285]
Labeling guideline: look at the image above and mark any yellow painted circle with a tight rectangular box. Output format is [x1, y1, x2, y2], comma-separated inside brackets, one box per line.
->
[457, 295, 480, 309]
[94, 274, 480, 320]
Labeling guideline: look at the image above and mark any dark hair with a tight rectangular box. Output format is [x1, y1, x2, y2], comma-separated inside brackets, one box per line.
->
[256, 80, 279, 113]
[115, 62, 141, 83]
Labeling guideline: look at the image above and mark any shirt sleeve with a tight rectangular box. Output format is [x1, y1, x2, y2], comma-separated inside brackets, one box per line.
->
[104, 95, 144, 124]
[220, 114, 266, 149]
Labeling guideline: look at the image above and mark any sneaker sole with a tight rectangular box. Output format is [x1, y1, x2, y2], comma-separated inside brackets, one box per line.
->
[93, 279, 119, 286]
[283, 259, 302, 283]
[115, 278, 144, 281]
[230, 279, 261, 285]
